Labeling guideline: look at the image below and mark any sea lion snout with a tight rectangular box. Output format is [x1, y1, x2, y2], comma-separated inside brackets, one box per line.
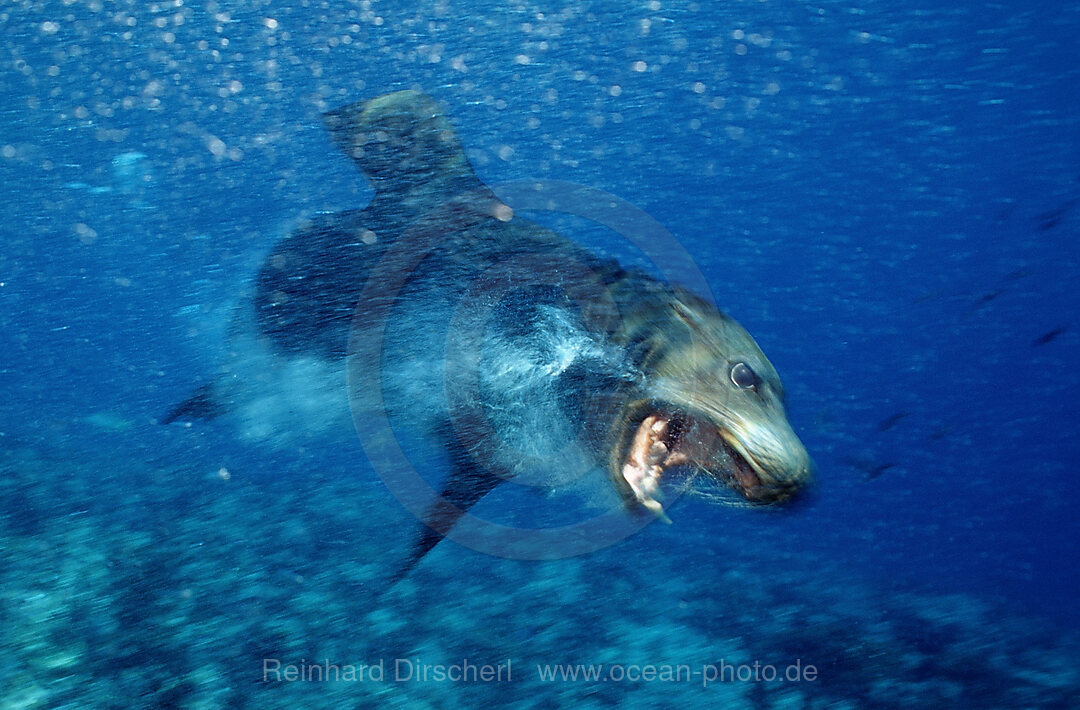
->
[724, 417, 814, 504]
[683, 395, 814, 507]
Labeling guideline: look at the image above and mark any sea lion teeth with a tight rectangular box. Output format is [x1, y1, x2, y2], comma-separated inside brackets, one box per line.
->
[665, 451, 691, 468]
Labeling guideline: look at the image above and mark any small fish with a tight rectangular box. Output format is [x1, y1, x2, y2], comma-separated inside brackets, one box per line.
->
[1039, 213, 1064, 231]
[975, 288, 1005, 306]
[965, 287, 1008, 317]
[1003, 267, 1033, 282]
[878, 411, 910, 432]
[842, 456, 896, 481]
[929, 424, 956, 442]
[1035, 198, 1077, 231]
[1032, 327, 1067, 347]
[912, 288, 947, 305]
[864, 462, 896, 480]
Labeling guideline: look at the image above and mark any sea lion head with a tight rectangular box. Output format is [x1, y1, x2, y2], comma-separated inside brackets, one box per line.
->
[321, 90, 472, 189]
[611, 291, 813, 517]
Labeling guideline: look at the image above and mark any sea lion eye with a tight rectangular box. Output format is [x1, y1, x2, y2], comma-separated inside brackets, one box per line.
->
[730, 362, 759, 389]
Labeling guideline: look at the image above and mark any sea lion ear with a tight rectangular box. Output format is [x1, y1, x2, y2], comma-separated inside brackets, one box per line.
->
[670, 297, 709, 331]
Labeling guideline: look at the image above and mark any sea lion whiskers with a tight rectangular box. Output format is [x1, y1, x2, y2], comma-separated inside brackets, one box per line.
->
[681, 467, 757, 509]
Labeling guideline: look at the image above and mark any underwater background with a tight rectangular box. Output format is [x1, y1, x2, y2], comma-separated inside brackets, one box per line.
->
[1, 0, 1078, 708]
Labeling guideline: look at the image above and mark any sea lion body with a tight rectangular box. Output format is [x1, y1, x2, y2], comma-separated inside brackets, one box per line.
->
[166, 91, 813, 578]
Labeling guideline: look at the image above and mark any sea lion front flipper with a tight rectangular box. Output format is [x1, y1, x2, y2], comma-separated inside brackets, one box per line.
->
[161, 383, 223, 424]
[388, 458, 505, 586]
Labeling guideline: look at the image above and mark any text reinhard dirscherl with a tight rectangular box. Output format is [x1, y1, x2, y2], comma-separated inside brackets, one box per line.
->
[262, 658, 818, 687]
[263, 658, 511, 684]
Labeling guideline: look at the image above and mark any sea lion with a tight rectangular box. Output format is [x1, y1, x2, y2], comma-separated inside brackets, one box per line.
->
[166, 90, 814, 579]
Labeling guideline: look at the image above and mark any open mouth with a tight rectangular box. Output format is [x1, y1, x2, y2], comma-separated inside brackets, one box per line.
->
[619, 410, 794, 518]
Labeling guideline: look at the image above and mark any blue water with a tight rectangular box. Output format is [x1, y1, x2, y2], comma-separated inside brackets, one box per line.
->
[2, 1, 1078, 707]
